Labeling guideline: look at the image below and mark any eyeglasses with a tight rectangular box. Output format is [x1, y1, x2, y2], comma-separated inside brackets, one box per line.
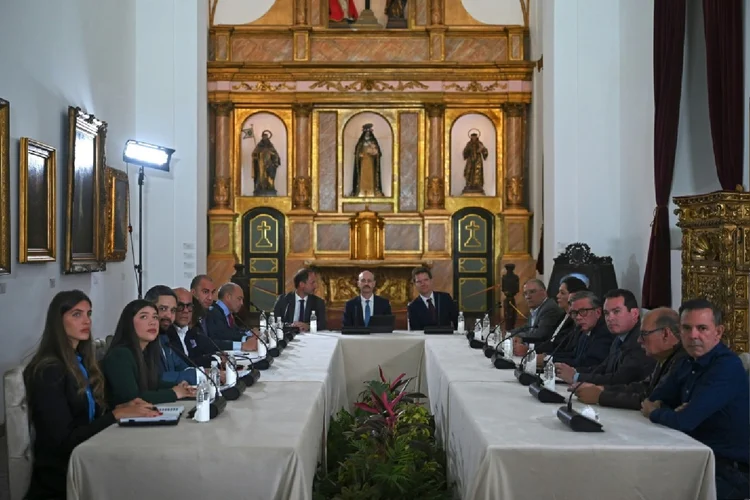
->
[569, 307, 597, 318]
[638, 327, 664, 340]
[176, 302, 194, 312]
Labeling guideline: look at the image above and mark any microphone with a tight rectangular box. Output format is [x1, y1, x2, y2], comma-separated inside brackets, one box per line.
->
[233, 315, 277, 366]
[469, 302, 501, 349]
[198, 326, 266, 379]
[281, 295, 300, 341]
[491, 327, 529, 369]
[179, 360, 228, 420]
[556, 382, 604, 432]
[527, 330, 576, 403]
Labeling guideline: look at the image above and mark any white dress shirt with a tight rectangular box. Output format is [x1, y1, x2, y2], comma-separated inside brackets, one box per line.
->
[293, 293, 307, 323]
[360, 295, 374, 322]
[175, 325, 189, 355]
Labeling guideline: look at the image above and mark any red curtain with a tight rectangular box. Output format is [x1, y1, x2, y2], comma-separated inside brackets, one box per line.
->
[642, 0, 687, 309]
[702, 0, 745, 190]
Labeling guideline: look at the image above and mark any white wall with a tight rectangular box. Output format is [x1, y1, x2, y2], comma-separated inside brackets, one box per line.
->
[0, 0, 137, 420]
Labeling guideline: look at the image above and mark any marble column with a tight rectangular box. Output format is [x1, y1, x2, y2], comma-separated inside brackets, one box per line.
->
[425, 103, 445, 209]
[295, 0, 307, 24]
[212, 101, 233, 210]
[292, 103, 313, 210]
[503, 102, 527, 208]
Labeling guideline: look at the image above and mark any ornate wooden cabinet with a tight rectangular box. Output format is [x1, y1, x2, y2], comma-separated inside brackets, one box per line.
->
[674, 190, 750, 353]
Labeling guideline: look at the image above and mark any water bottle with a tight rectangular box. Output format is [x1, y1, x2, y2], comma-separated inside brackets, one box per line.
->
[525, 343, 536, 375]
[473, 319, 482, 340]
[194, 379, 210, 422]
[482, 314, 490, 340]
[310, 310, 318, 333]
[457, 312, 465, 334]
[543, 360, 555, 390]
[268, 326, 277, 350]
[225, 353, 237, 386]
[268, 312, 275, 328]
[502, 335, 513, 359]
[259, 311, 267, 331]
[209, 361, 219, 400]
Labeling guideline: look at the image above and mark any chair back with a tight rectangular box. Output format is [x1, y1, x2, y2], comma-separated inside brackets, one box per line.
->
[739, 352, 750, 385]
[4, 365, 33, 500]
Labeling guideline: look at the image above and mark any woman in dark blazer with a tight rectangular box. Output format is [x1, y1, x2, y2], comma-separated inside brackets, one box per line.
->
[24, 290, 159, 500]
[103, 299, 195, 407]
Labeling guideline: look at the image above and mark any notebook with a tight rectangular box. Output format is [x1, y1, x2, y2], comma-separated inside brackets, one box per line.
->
[118, 405, 185, 427]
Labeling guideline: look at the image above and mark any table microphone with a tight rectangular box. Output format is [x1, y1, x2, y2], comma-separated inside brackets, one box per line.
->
[491, 327, 530, 369]
[184, 364, 228, 419]
[234, 315, 278, 363]
[200, 330, 263, 383]
[281, 299, 300, 341]
[556, 382, 604, 432]
[527, 332, 574, 403]
[469, 302, 501, 349]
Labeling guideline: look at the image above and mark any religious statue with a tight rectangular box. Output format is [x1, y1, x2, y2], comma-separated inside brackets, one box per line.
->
[351, 123, 385, 197]
[252, 130, 281, 196]
[501, 263, 520, 332]
[329, 0, 358, 23]
[462, 129, 488, 195]
[385, 0, 408, 28]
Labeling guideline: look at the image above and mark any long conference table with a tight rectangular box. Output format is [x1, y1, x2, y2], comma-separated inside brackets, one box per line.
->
[67, 331, 716, 500]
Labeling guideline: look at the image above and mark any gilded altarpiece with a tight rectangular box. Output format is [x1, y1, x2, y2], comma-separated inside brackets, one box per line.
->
[675, 191, 750, 353]
[208, 0, 535, 328]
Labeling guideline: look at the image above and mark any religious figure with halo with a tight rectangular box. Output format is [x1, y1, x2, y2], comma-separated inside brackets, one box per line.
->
[351, 123, 385, 197]
[462, 128, 488, 195]
[251, 129, 281, 196]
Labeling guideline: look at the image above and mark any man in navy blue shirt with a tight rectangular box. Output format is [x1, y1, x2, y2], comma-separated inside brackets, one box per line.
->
[642, 299, 749, 499]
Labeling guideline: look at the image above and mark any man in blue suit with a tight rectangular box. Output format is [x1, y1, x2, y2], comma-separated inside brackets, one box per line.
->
[407, 266, 458, 331]
[343, 270, 392, 327]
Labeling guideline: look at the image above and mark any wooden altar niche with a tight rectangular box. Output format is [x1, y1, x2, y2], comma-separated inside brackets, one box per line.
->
[206, 0, 537, 329]
[674, 190, 750, 353]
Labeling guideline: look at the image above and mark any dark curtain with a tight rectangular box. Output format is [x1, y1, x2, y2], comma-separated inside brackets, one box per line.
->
[642, 0, 687, 309]
[702, 0, 745, 190]
[536, 227, 544, 275]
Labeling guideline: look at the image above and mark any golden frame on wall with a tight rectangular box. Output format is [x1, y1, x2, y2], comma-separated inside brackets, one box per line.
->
[0, 98, 9, 275]
[64, 106, 106, 274]
[19, 138, 56, 263]
[103, 167, 129, 262]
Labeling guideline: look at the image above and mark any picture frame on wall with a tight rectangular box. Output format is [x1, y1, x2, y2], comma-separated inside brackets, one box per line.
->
[103, 166, 129, 262]
[64, 106, 107, 274]
[19, 138, 56, 262]
[0, 98, 9, 275]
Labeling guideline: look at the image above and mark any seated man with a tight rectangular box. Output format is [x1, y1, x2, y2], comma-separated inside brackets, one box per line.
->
[343, 270, 392, 327]
[407, 267, 457, 331]
[273, 268, 328, 332]
[205, 282, 258, 352]
[557, 289, 655, 386]
[144, 285, 197, 385]
[535, 275, 588, 358]
[642, 299, 749, 499]
[163, 287, 219, 367]
[513, 279, 565, 344]
[575, 307, 686, 409]
[552, 291, 612, 371]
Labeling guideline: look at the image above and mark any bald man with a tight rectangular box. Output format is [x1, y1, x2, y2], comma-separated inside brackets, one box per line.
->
[204, 282, 258, 352]
[575, 307, 686, 410]
[343, 270, 392, 327]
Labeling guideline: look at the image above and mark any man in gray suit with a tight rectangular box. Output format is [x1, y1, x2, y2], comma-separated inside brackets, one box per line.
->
[513, 278, 565, 345]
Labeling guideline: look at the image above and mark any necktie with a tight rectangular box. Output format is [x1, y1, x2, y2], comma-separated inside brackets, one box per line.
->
[364, 300, 371, 326]
[298, 299, 305, 322]
[227, 314, 235, 327]
[427, 297, 437, 321]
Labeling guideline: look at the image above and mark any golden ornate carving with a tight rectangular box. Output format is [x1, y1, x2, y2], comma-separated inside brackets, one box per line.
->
[506, 176, 524, 207]
[426, 176, 444, 209]
[292, 103, 313, 117]
[503, 102, 526, 117]
[675, 190, 750, 353]
[350, 210, 384, 260]
[212, 102, 234, 116]
[444, 81, 507, 92]
[213, 176, 231, 209]
[295, 0, 306, 24]
[430, 0, 442, 24]
[309, 80, 429, 92]
[424, 103, 445, 118]
[292, 177, 312, 210]
[232, 82, 296, 92]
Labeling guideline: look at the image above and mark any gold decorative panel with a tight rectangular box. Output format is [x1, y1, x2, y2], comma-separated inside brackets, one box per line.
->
[675, 190, 750, 353]
[315, 222, 350, 253]
[290, 221, 312, 254]
[458, 258, 487, 273]
[249, 258, 278, 273]
[457, 214, 486, 254]
[384, 222, 421, 253]
[248, 214, 279, 254]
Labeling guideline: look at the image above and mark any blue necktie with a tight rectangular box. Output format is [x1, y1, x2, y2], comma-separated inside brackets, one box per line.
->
[364, 300, 371, 326]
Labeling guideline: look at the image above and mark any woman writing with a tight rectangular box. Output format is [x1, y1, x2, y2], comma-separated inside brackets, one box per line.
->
[24, 290, 159, 500]
[103, 299, 196, 406]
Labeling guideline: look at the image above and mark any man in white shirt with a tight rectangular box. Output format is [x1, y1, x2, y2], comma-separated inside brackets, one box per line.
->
[272, 268, 328, 331]
[342, 270, 392, 327]
[159, 287, 220, 367]
[407, 266, 458, 330]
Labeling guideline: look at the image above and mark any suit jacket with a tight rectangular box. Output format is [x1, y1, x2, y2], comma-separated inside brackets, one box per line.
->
[576, 324, 655, 386]
[163, 324, 218, 367]
[343, 295, 392, 327]
[599, 345, 688, 410]
[102, 346, 178, 407]
[407, 291, 458, 331]
[157, 335, 197, 385]
[517, 298, 566, 343]
[553, 318, 613, 369]
[204, 301, 246, 350]
[273, 292, 328, 330]
[25, 361, 116, 500]
[534, 314, 576, 354]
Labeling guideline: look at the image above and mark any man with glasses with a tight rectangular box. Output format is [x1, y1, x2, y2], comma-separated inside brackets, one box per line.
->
[159, 287, 221, 367]
[575, 307, 686, 409]
[551, 291, 612, 372]
[514, 279, 565, 343]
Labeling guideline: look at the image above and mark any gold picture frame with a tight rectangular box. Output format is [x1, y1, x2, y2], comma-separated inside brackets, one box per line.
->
[103, 167, 129, 262]
[19, 138, 56, 262]
[0, 98, 9, 275]
[64, 107, 106, 274]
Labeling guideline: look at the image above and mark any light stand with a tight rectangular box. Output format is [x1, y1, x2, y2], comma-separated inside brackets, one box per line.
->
[136, 165, 145, 298]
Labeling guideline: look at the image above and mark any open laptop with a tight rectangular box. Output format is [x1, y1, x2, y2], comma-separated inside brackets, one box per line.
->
[368, 315, 395, 333]
[118, 405, 185, 427]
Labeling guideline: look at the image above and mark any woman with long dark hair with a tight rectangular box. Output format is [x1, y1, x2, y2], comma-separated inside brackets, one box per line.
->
[24, 290, 159, 500]
[103, 299, 195, 406]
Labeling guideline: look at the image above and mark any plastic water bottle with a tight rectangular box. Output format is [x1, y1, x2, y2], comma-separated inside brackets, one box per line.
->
[225, 354, 237, 386]
[268, 312, 275, 328]
[209, 361, 219, 400]
[543, 360, 555, 390]
[194, 379, 210, 422]
[259, 311, 267, 331]
[310, 310, 318, 333]
[502, 335, 513, 359]
[473, 319, 482, 339]
[457, 312, 465, 334]
[525, 343, 537, 375]
[482, 314, 490, 339]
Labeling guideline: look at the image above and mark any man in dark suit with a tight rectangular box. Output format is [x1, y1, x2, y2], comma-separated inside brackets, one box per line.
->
[514, 279, 565, 344]
[557, 289, 654, 386]
[160, 287, 220, 367]
[204, 282, 258, 351]
[273, 268, 328, 331]
[343, 270, 392, 327]
[407, 267, 458, 331]
[552, 291, 613, 370]
[575, 307, 687, 409]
